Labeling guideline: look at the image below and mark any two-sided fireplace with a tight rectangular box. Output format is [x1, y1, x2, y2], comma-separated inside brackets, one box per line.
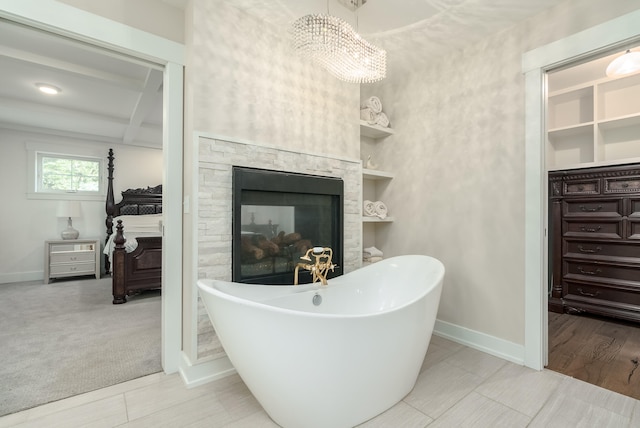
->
[232, 167, 344, 285]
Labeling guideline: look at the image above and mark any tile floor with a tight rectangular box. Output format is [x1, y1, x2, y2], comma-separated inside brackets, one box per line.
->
[2, 335, 640, 427]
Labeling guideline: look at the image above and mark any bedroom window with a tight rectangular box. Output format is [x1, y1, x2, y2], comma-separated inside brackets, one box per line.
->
[26, 142, 106, 200]
[38, 153, 101, 193]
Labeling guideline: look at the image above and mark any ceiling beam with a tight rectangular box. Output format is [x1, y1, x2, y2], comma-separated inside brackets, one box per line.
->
[0, 96, 161, 146]
[122, 68, 163, 145]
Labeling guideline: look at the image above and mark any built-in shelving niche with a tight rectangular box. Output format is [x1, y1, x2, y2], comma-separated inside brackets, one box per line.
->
[547, 59, 640, 170]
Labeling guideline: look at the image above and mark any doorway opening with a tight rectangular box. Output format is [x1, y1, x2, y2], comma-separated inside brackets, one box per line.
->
[0, 7, 183, 415]
[544, 42, 640, 399]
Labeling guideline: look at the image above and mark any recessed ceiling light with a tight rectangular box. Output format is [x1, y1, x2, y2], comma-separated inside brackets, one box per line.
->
[35, 83, 62, 95]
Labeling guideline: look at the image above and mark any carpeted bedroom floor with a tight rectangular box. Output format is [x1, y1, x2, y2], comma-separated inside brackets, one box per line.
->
[0, 276, 161, 416]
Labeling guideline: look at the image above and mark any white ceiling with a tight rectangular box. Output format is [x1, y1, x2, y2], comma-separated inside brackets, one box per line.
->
[230, 0, 563, 71]
[0, 1, 623, 147]
[0, 19, 163, 148]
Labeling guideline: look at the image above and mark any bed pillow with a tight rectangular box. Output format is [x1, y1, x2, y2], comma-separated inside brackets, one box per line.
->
[113, 214, 162, 233]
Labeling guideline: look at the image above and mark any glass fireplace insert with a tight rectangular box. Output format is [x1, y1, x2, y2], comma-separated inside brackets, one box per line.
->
[232, 167, 344, 285]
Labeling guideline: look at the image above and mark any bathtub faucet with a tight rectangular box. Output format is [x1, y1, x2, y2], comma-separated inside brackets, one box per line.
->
[294, 247, 335, 286]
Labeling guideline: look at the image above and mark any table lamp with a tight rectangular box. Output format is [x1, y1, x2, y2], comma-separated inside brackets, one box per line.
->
[57, 200, 82, 240]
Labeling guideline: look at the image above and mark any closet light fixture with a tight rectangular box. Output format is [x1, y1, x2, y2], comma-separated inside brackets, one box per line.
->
[36, 83, 61, 95]
[606, 50, 640, 77]
[291, 0, 386, 83]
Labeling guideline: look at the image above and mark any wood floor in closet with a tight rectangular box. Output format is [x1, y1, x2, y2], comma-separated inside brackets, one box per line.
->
[547, 312, 640, 400]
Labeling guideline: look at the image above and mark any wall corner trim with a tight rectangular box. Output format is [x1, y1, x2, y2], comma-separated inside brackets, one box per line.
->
[178, 352, 236, 388]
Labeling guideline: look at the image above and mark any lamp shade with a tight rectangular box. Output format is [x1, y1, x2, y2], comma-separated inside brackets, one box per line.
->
[56, 200, 82, 218]
[606, 50, 640, 77]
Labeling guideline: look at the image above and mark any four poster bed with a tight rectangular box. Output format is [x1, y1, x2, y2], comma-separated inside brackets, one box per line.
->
[105, 148, 163, 304]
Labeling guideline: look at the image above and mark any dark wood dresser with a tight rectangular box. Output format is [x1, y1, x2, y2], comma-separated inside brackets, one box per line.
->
[549, 163, 640, 322]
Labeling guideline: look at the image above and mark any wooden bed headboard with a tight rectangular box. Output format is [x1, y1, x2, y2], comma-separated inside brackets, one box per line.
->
[105, 148, 163, 240]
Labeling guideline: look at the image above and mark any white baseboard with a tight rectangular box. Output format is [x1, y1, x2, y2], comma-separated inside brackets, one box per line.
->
[433, 319, 525, 366]
[0, 271, 43, 284]
[178, 352, 235, 388]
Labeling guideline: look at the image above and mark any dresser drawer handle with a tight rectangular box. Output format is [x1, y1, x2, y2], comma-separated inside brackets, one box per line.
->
[579, 226, 601, 233]
[622, 183, 629, 188]
[578, 245, 602, 253]
[577, 185, 585, 191]
[577, 287, 600, 297]
[578, 267, 601, 275]
[579, 205, 602, 212]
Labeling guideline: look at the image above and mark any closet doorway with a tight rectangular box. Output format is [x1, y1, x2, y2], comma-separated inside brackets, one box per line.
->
[545, 44, 640, 399]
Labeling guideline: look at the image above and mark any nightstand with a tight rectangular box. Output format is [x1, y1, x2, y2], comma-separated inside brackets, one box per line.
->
[44, 239, 101, 284]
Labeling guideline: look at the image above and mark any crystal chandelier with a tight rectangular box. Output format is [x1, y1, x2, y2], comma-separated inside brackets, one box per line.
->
[291, 12, 386, 83]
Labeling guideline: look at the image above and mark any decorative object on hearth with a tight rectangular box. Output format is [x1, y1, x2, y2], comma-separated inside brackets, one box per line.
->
[291, 0, 386, 83]
[57, 200, 81, 240]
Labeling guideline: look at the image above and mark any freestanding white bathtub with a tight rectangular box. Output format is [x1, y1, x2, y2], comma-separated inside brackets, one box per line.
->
[197, 255, 444, 428]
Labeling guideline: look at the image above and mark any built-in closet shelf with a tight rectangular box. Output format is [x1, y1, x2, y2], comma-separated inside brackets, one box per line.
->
[547, 68, 640, 170]
[547, 155, 640, 172]
[363, 216, 394, 223]
[547, 122, 594, 139]
[598, 113, 640, 130]
[360, 121, 394, 139]
[362, 168, 394, 180]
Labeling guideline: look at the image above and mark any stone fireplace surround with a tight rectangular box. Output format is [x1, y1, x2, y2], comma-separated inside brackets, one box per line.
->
[196, 135, 362, 359]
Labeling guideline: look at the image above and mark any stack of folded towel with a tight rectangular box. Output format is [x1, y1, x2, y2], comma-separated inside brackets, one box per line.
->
[363, 246, 384, 264]
[360, 96, 390, 128]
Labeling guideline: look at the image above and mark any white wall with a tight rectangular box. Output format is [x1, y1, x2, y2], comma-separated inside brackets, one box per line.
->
[56, 0, 184, 43]
[0, 128, 162, 284]
[186, 0, 360, 158]
[366, 0, 640, 348]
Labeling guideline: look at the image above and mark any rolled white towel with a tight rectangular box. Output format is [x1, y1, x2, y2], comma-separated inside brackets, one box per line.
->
[363, 200, 376, 217]
[376, 111, 390, 128]
[360, 108, 377, 125]
[374, 201, 388, 219]
[362, 96, 382, 114]
[363, 246, 383, 258]
[368, 256, 383, 263]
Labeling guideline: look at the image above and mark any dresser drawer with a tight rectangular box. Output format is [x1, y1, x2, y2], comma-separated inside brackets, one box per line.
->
[50, 262, 96, 276]
[50, 242, 97, 252]
[630, 220, 640, 240]
[564, 179, 600, 195]
[564, 259, 640, 284]
[563, 198, 623, 217]
[50, 251, 95, 264]
[604, 176, 640, 194]
[564, 280, 640, 307]
[631, 198, 640, 217]
[563, 219, 623, 239]
[564, 239, 640, 262]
